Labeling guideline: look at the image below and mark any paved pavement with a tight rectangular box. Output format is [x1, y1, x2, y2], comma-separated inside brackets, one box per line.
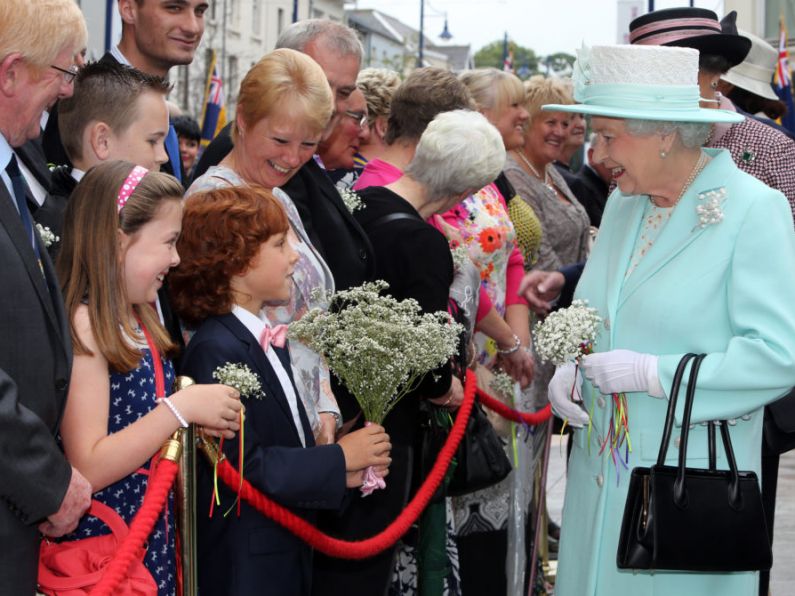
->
[545, 435, 795, 594]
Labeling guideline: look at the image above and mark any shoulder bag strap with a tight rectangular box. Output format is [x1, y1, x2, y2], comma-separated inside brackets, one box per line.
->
[369, 211, 421, 229]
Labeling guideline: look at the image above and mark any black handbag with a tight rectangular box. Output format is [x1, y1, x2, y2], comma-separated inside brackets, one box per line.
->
[418, 397, 512, 501]
[617, 353, 772, 572]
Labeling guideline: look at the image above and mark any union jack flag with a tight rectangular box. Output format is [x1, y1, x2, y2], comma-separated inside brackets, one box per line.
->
[199, 50, 227, 151]
[774, 16, 795, 133]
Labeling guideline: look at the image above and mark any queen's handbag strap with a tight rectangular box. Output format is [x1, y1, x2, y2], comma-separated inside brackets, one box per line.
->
[673, 354, 742, 509]
[656, 353, 698, 466]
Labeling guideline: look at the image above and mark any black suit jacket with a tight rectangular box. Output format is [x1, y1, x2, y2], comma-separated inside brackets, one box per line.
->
[565, 165, 609, 228]
[281, 158, 375, 291]
[180, 313, 347, 596]
[0, 174, 72, 594]
[15, 140, 69, 262]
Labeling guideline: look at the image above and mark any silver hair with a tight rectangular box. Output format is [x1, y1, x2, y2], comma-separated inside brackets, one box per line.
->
[275, 19, 362, 62]
[624, 119, 712, 149]
[406, 110, 506, 203]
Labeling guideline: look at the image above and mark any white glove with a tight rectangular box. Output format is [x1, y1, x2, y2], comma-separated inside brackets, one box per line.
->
[580, 349, 665, 398]
[548, 363, 590, 428]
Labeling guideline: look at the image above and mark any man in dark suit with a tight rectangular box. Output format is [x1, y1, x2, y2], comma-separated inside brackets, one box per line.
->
[0, 1, 92, 593]
[563, 134, 612, 227]
[44, 0, 210, 182]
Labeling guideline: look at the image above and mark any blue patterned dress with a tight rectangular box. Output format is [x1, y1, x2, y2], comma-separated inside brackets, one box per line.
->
[71, 348, 177, 596]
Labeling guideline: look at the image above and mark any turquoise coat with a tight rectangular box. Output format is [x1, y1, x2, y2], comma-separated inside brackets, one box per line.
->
[556, 149, 795, 596]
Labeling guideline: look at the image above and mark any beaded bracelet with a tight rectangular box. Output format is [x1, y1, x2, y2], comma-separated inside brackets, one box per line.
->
[158, 397, 189, 428]
[496, 334, 522, 355]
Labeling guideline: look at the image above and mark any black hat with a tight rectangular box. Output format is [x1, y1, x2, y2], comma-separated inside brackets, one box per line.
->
[629, 7, 751, 68]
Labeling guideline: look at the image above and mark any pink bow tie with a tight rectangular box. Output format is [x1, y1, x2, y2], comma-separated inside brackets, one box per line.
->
[259, 324, 288, 352]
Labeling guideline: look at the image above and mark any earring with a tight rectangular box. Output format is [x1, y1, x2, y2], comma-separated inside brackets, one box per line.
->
[710, 80, 719, 89]
[659, 150, 667, 159]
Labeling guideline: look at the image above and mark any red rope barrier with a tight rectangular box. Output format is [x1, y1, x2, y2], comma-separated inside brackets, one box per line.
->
[91, 457, 179, 596]
[476, 388, 553, 426]
[213, 370, 478, 559]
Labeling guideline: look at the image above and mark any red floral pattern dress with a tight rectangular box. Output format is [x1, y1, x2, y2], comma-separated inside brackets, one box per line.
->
[439, 182, 523, 367]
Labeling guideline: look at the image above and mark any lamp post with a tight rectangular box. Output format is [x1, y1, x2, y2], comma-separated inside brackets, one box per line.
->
[417, 1, 452, 68]
[418, 0, 425, 67]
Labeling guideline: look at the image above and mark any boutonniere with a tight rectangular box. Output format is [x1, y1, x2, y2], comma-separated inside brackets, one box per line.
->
[213, 363, 264, 399]
[695, 187, 727, 228]
[35, 223, 59, 248]
[338, 187, 364, 213]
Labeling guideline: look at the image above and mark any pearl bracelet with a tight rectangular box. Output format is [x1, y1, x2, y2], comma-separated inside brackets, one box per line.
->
[158, 397, 189, 428]
[496, 334, 521, 355]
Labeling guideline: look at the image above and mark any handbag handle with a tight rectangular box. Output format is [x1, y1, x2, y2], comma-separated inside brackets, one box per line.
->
[674, 354, 742, 509]
[656, 353, 698, 465]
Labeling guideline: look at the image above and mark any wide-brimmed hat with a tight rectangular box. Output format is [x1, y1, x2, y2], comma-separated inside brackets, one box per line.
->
[721, 30, 779, 100]
[629, 8, 751, 68]
[542, 44, 743, 124]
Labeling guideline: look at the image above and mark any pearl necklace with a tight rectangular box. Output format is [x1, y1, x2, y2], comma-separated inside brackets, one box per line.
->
[515, 150, 556, 197]
[649, 151, 710, 208]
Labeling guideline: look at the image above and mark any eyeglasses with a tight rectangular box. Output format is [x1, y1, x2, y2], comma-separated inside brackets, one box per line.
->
[344, 110, 368, 129]
[50, 64, 80, 84]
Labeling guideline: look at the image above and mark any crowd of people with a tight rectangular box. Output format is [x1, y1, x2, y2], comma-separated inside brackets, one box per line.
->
[2, 1, 795, 596]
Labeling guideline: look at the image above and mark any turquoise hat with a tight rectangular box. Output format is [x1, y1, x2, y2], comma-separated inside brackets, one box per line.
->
[543, 44, 743, 124]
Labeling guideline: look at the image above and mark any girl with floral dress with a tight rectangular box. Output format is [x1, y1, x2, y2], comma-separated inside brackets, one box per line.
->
[56, 161, 243, 595]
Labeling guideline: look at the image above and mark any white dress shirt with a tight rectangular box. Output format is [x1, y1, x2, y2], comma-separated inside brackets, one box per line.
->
[231, 305, 306, 446]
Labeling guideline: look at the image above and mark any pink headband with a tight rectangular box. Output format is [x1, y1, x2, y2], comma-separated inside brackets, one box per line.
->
[116, 165, 149, 213]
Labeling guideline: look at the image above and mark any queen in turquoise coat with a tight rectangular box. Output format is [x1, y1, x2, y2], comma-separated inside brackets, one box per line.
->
[544, 44, 795, 596]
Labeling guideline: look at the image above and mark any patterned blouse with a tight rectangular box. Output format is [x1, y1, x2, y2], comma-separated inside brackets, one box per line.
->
[437, 182, 526, 366]
[187, 166, 339, 436]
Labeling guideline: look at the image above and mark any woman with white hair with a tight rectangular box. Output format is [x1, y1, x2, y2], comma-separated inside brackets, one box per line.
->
[346, 109, 507, 596]
[545, 43, 795, 596]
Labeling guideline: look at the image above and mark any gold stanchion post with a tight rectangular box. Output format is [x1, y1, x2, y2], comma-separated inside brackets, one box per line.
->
[173, 376, 197, 596]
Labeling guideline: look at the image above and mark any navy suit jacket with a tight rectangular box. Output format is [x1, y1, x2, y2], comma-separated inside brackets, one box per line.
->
[180, 313, 347, 596]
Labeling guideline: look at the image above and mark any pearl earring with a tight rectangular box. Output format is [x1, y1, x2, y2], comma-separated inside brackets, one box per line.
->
[660, 150, 667, 159]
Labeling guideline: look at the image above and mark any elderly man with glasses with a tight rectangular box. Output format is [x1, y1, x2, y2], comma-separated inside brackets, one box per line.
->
[0, 1, 92, 593]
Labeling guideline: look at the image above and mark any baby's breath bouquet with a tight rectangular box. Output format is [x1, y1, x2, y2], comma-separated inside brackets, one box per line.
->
[533, 299, 602, 365]
[290, 280, 463, 424]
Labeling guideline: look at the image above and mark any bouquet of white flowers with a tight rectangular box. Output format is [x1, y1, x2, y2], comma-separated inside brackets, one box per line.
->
[533, 299, 602, 365]
[290, 280, 463, 424]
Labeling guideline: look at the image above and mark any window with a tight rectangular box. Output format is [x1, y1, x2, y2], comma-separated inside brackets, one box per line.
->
[229, 0, 240, 29]
[252, 2, 262, 37]
[228, 56, 239, 102]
